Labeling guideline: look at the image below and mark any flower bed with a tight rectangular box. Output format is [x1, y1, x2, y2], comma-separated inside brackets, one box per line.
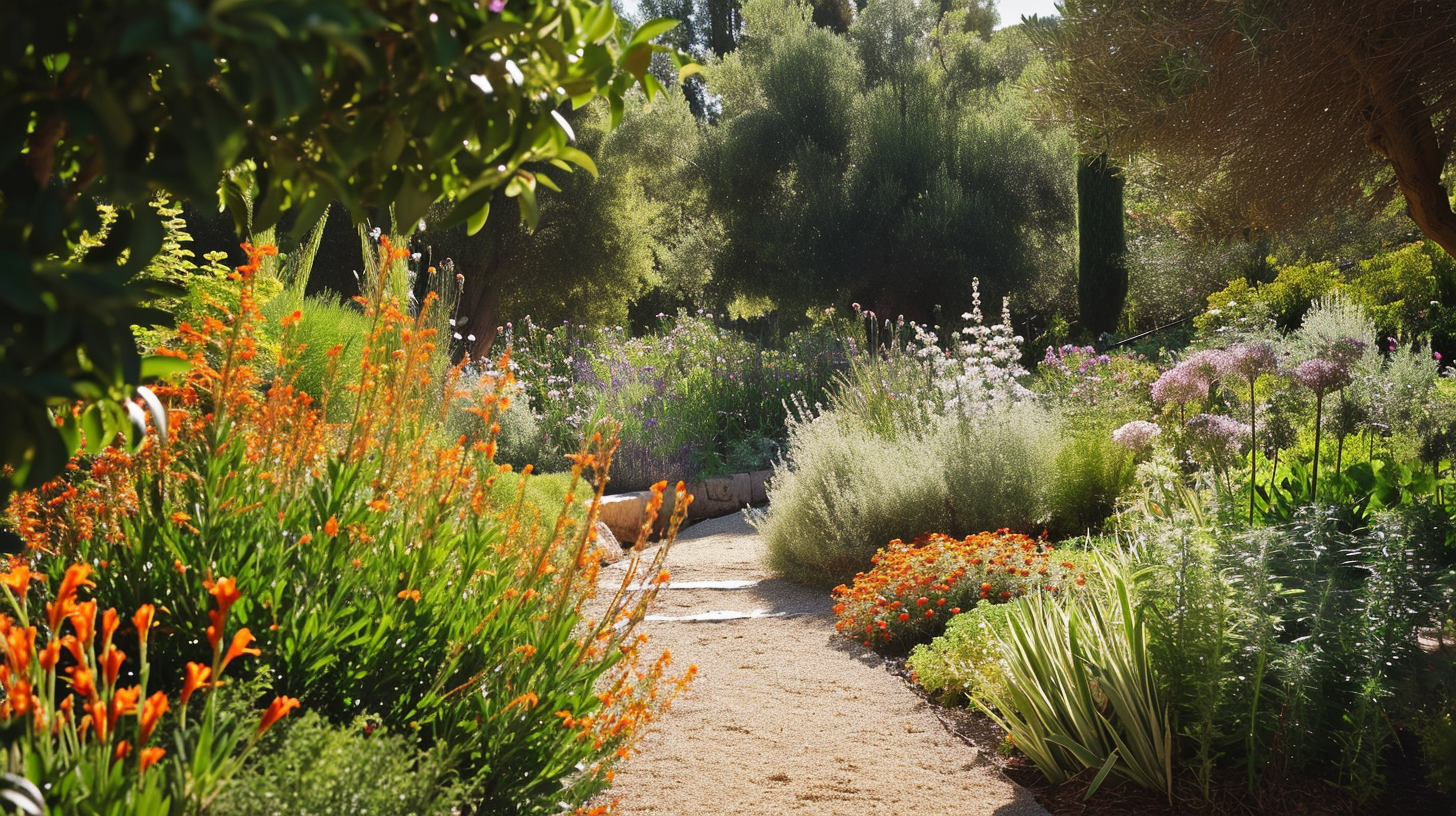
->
[831, 531, 1085, 650]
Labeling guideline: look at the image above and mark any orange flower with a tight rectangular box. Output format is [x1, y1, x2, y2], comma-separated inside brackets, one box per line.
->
[506, 692, 539, 712]
[139, 691, 168, 744]
[37, 640, 60, 672]
[69, 666, 97, 701]
[396, 589, 421, 602]
[68, 599, 97, 647]
[101, 607, 120, 645]
[113, 739, 132, 762]
[110, 685, 140, 723]
[369, 498, 390, 513]
[47, 564, 94, 630]
[133, 605, 155, 647]
[101, 647, 126, 686]
[139, 746, 165, 774]
[281, 309, 303, 328]
[324, 516, 339, 537]
[256, 695, 300, 736]
[88, 700, 109, 742]
[1, 564, 36, 598]
[218, 628, 261, 675]
[208, 577, 242, 619]
[181, 662, 211, 706]
[5, 679, 33, 717]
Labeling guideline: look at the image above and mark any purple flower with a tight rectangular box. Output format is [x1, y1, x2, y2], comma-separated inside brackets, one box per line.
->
[1228, 342, 1278, 382]
[1151, 365, 1210, 407]
[1326, 337, 1367, 368]
[1111, 420, 1161, 452]
[488, 0, 506, 11]
[1184, 413, 1251, 454]
[1182, 349, 1236, 381]
[1291, 357, 1352, 397]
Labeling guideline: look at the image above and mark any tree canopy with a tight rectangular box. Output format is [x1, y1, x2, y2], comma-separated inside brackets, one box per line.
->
[1036, 0, 1456, 257]
[704, 0, 1074, 322]
[1, 0, 689, 499]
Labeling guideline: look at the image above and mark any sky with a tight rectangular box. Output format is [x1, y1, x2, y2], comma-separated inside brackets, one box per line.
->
[993, 0, 1060, 28]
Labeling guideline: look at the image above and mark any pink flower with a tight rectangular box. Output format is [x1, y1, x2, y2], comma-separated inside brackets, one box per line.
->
[488, 0, 505, 11]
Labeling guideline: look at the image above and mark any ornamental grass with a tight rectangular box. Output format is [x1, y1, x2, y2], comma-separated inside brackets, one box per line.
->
[5, 240, 694, 814]
[831, 530, 1085, 651]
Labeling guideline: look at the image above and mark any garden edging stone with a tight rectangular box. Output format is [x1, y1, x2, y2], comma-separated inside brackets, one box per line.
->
[598, 470, 771, 543]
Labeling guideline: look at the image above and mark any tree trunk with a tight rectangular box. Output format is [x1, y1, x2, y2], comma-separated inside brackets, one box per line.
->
[1346, 45, 1456, 260]
[1077, 153, 1129, 340]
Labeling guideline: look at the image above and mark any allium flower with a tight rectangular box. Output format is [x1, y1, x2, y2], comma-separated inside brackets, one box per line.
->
[1291, 357, 1352, 396]
[1228, 341, 1278, 381]
[1184, 413, 1251, 454]
[1111, 420, 1161, 452]
[1150, 364, 1210, 407]
[1182, 349, 1236, 382]
[1326, 337, 1368, 368]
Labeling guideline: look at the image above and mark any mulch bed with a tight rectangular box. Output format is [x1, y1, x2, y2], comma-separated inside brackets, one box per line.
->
[881, 657, 1454, 816]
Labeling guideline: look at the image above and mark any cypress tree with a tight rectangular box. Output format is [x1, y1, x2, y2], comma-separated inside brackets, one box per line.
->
[1077, 152, 1128, 340]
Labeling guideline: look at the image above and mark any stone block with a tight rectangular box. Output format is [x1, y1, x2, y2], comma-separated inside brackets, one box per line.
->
[598, 492, 648, 543]
[749, 470, 772, 504]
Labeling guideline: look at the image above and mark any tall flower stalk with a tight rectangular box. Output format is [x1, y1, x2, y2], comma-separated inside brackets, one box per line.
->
[1230, 343, 1278, 523]
[1292, 357, 1355, 501]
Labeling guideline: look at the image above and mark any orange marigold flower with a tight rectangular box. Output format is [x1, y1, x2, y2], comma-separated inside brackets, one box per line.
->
[139, 746, 165, 774]
[256, 695, 300, 736]
[324, 516, 339, 537]
[181, 662, 211, 706]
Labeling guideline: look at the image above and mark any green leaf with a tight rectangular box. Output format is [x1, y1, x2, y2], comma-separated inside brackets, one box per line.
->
[466, 200, 491, 236]
[140, 354, 192, 381]
[627, 18, 680, 50]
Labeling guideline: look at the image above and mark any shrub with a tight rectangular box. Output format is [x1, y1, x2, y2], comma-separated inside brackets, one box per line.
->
[5, 241, 695, 815]
[757, 411, 949, 587]
[210, 712, 459, 816]
[907, 600, 1015, 705]
[830, 531, 1084, 650]
[941, 404, 1062, 535]
[0, 563, 299, 814]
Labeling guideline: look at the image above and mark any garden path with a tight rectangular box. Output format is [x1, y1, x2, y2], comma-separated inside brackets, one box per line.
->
[596, 512, 1049, 816]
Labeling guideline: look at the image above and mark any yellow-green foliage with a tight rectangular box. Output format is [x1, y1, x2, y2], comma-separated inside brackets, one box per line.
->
[1196, 260, 1343, 337]
[907, 601, 1014, 705]
[1352, 243, 1439, 339]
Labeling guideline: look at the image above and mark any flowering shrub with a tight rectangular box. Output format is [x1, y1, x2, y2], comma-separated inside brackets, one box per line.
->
[831, 531, 1085, 650]
[5, 240, 695, 814]
[498, 311, 848, 488]
[0, 563, 296, 813]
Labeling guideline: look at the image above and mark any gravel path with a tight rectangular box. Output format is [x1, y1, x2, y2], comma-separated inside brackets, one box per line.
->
[597, 512, 1049, 816]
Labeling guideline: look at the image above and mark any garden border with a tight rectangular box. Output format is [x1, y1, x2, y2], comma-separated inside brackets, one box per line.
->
[598, 470, 771, 541]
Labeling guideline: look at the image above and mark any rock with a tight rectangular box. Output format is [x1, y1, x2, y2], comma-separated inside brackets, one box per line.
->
[595, 521, 627, 564]
[598, 492, 648, 544]
[749, 470, 771, 505]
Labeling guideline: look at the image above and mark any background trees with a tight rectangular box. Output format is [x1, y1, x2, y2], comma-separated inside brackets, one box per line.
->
[1037, 0, 1456, 258]
[703, 0, 1074, 322]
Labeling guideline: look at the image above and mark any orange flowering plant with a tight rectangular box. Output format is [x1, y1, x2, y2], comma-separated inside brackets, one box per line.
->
[0, 563, 295, 814]
[832, 531, 1087, 650]
[5, 237, 693, 812]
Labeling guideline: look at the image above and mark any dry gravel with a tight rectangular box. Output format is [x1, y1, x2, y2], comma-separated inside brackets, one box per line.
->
[595, 512, 1048, 816]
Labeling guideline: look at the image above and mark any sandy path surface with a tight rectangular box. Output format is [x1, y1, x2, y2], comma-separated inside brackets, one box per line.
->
[597, 512, 1048, 816]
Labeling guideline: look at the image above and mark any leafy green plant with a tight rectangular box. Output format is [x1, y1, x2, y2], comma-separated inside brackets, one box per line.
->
[976, 555, 1172, 800]
[5, 241, 695, 814]
[4, 0, 696, 500]
[210, 712, 459, 816]
[907, 601, 1016, 705]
